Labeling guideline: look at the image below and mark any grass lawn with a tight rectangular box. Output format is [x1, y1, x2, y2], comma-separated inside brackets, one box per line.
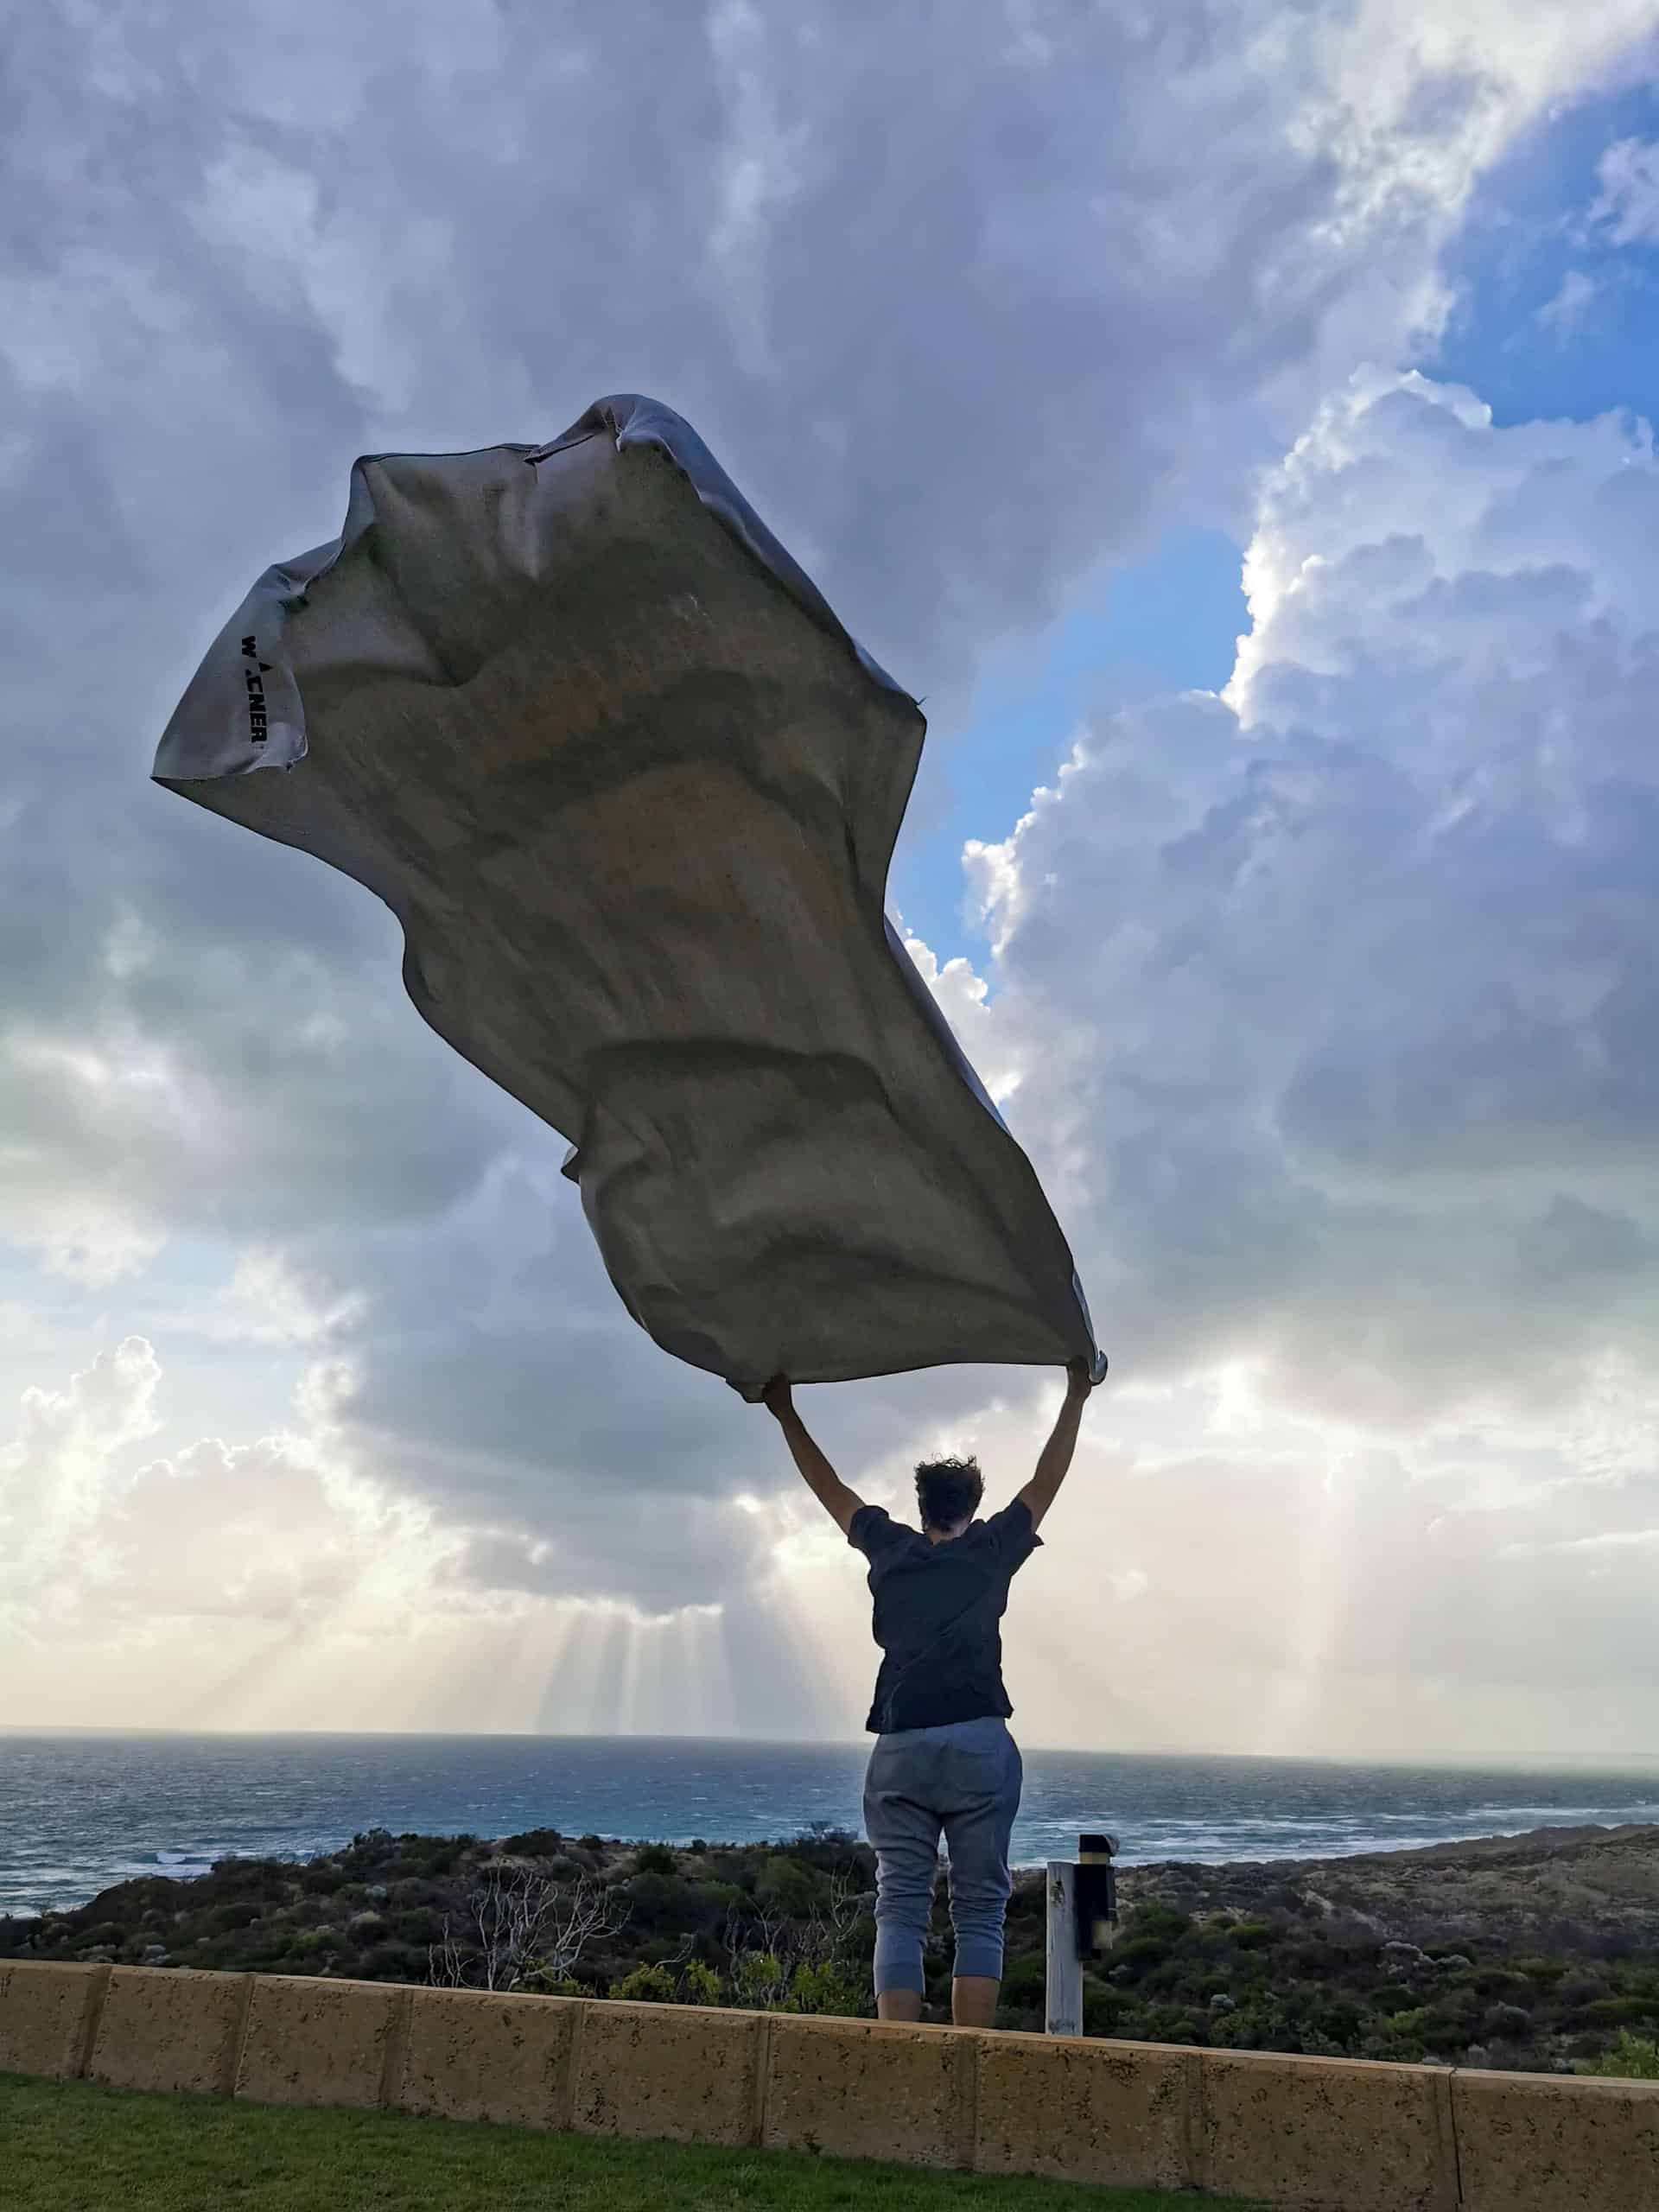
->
[1, 2075, 1263, 2210]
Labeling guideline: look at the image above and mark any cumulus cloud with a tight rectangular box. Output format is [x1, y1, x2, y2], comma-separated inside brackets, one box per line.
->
[903, 369, 1659, 1745]
[971, 372, 1659, 1426]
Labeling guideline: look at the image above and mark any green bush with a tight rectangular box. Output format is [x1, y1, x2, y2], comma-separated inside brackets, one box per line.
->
[1083, 1982, 1135, 2037]
[1582, 2033, 1659, 2080]
[359, 1940, 429, 1981]
[998, 1954, 1046, 2007]
[1110, 1935, 1174, 1976]
[1578, 1996, 1659, 2028]
[785, 1960, 868, 2017]
[695, 1880, 746, 1912]
[609, 1963, 677, 2004]
[500, 1829, 563, 1856]
[680, 1961, 722, 2006]
[520, 1967, 582, 1997]
[731, 1953, 785, 2008]
[1370, 1984, 1420, 2012]
[624, 1871, 695, 1928]
[1126, 1904, 1192, 1944]
[633, 1844, 677, 1878]
[754, 1855, 823, 1916]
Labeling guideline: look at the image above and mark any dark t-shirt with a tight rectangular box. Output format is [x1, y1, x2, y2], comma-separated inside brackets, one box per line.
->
[847, 1497, 1043, 1734]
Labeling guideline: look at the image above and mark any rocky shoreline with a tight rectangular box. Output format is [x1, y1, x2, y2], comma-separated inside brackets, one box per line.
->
[3, 1820, 1656, 2078]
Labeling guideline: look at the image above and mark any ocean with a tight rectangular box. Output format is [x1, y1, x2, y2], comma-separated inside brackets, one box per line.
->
[3, 1731, 1656, 1916]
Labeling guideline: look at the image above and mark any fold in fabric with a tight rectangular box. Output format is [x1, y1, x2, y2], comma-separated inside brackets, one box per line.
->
[154, 394, 1106, 1398]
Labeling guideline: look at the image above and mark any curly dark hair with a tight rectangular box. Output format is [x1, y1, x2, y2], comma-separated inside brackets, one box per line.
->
[913, 1453, 984, 1534]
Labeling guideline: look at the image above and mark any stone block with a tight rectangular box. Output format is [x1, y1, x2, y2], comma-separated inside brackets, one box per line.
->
[1198, 2048, 1457, 2211]
[1454, 2066, 1659, 2212]
[763, 2014, 971, 2168]
[235, 1974, 409, 2110]
[572, 2000, 762, 2147]
[0, 1961, 105, 2081]
[975, 2031, 1195, 2190]
[399, 1988, 580, 2129]
[90, 1967, 250, 2097]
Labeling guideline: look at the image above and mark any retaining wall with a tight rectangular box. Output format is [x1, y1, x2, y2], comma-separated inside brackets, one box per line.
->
[3, 1960, 1656, 2209]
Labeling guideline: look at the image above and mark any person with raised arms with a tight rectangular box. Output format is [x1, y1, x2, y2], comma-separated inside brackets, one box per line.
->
[761, 1360, 1095, 2027]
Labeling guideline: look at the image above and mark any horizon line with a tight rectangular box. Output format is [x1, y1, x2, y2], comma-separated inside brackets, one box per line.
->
[1, 1723, 1655, 1769]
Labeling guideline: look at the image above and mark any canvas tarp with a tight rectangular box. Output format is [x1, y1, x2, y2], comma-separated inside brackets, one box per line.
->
[153, 395, 1106, 1398]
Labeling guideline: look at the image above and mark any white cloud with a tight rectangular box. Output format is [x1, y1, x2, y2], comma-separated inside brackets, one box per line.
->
[1591, 134, 1659, 244]
[973, 372, 1659, 1426]
[1534, 267, 1601, 334]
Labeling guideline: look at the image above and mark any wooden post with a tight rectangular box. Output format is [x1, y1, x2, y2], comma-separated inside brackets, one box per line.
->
[1045, 1859, 1082, 2037]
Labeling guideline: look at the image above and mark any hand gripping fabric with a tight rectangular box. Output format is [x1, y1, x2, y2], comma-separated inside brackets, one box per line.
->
[153, 395, 1108, 1399]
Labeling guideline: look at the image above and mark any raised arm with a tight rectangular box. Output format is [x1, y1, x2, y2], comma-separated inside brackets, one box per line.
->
[762, 1376, 866, 1535]
[1017, 1358, 1095, 1531]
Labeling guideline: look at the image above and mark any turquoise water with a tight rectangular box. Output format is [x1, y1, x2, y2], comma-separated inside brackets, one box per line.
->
[3, 1730, 1656, 1915]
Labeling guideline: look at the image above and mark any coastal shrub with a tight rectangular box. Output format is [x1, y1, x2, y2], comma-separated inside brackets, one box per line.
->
[1230, 1921, 1274, 1950]
[1511, 1955, 1567, 1982]
[680, 1961, 722, 2005]
[359, 1939, 429, 1980]
[501, 1829, 563, 1856]
[1579, 1995, 1659, 2027]
[341, 1829, 398, 1872]
[1127, 1903, 1192, 1943]
[731, 1951, 786, 2008]
[633, 1844, 678, 1876]
[610, 1962, 677, 2004]
[1584, 2032, 1659, 2079]
[998, 1954, 1046, 2008]
[623, 1871, 696, 1928]
[1140, 2001, 1210, 2046]
[1468, 1966, 1533, 1999]
[1083, 1981, 1135, 2037]
[1110, 1935, 1175, 1977]
[1370, 1984, 1419, 2012]
[211, 1902, 264, 1932]
[754, 1855, 824, 1916]
[1559, 1972, 1609, 2005]
[695, 1879, 745, 1912]
[785, 1959, 868, 2016]
[521, 1969, 582, 1996]
[847, 1910, 878, 1958]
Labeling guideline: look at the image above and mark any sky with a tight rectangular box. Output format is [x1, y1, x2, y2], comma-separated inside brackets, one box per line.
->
[3, 1, 1659, 1760]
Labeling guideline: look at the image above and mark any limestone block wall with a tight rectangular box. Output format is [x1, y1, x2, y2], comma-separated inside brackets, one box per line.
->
[3, 1960, 1657, 2210]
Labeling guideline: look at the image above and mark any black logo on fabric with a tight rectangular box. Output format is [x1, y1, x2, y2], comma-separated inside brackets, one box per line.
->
[241, 635, 273, 746]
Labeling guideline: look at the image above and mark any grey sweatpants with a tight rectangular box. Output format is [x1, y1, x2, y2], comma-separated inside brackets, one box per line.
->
[861, 1714, 1023, 1995]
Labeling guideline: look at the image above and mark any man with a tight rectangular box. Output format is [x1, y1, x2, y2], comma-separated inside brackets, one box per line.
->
[761, 1358, 1094, 2028]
